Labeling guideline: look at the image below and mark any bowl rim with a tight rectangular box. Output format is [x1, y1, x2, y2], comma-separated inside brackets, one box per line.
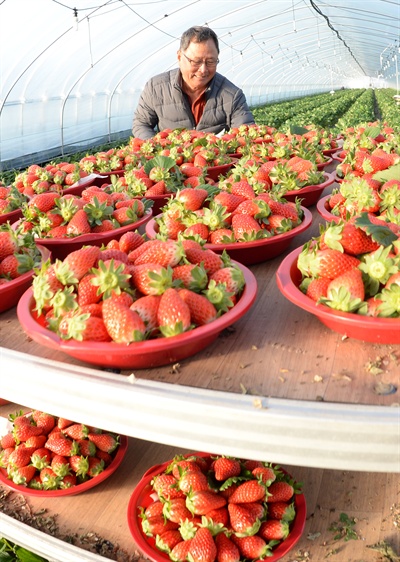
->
[127, 452, 307, 562]
[282, 171, 334, 197]
[316, 194, 340, 222]
[0, 244, 51, 294]
[17, 260, 257, 357]
[146, 207, 312, 252]
[276, 245, 400, 328]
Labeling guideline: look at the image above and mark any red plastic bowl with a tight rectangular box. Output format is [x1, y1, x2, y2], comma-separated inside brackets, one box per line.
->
[23, 210, 152, 261]
[0, 245, 51, 313]
[316, 194, 340, 223]
[206, 158, 238, 181]
[0, 208, 23, 226]
[17, 261, 257, 369]
[0, 430, 128, 497]
[316, 156, 333, 170]
[146, 208, 312, 266]
[280, 172, 334, 206]
[127, 452, 306, 562]
[276, 245, 400, 343]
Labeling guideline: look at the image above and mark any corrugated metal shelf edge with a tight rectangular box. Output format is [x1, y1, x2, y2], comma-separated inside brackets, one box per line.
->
[1, 347, 399, 473]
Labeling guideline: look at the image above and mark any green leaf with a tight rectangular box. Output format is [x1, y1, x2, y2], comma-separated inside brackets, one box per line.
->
[14, 546, 49, 562]
[362, 125, 382, 139]
[372, 163, 400, 183]
[354, 212, 398, 246]
[143, 155, 176, 175]
[289, 124, 309, 135]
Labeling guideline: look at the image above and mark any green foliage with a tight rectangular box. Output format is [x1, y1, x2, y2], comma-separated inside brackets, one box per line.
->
[329, 512, 359, 541]
[0, 538, 49, 561]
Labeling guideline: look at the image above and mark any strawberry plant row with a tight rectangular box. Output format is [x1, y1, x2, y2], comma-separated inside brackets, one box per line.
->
[375, 88, 400, 128]
[334, 89, 376, 132]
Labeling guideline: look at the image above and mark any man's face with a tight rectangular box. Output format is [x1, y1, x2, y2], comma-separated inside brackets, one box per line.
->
[178, 39, 219, 92]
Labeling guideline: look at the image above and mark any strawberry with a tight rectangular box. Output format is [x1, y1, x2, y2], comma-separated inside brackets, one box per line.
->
[231, 181, 256, 200]
[215, 532, 240, 562]
[188, 527, 217, 562]
[251, 466, 276, 484]
[183, 223, 210, 241]
[172, 263, 208, 291]
[144, 501, 165, 519]
[228, 502, 262, 536]
[163, 497, 193, 523]
[176, 188, 209, 211]
[102, 298, 146, 343]
[13, 422, 43, 443]
[230, 534, 270, 559]
[130, 263, 174, 295]
[1, 432, 16, 449]
[134, 240, 184, 268]
[177, 289, 217, 326]
[319, 268, 365, 312]
[9, 465, 37, 486]
[209, 228, 236, 244]
[30, 447, 52, 469]
[28, 192, 59, 214]
[45, 435, 79, 457]
[267, 501, 296, 521]
[87, 432, 119, 453]
[157, 288, 192, 337]
[180, 163, 204, 177]
[66, 209, 91, 236]
[129, 294, 161, 332]
[142, 514, 179, 537]
[0, 229, 18, 261]
[186, 490, 226, 515]
[170, 539, 193, 562]
[298, 247, 361, 280]
[63, 423, 89, 440]
[40, 467, 61, 490]
[77, 273, 102, 306]
[69, 455, 89, 477]
[209, 265, 245, 296]
[56, 245, 101, 284]
[77, 438, 97, 457]
[152, 473, 185, 500]
[179, 470, 210, 494]
[51, 455, 71, 477]
[213, 191, 246, 213]
[304, 277, 330, 301]
[59, 473, 77, 489]
[231, 214, 263, 241]
[185, 247, 223, 276]
[266, 481, 294, 503]
[259, 519, 290, 541]
[213, 457, 241, 481]
[87, 456, 105, 477]
[118, 230, 145, 254]
[228, 480, 266, 504]
[155, 529, 183, 553]
[32, 411, 56, 435]
[0, 255, 20, 279]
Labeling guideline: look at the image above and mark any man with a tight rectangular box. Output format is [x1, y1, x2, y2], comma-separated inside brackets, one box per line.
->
[132, 26, 255, 139]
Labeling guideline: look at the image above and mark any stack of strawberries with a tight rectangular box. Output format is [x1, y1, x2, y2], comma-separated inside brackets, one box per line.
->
[136, 453, 303, 562]
[0, 410, 122, 490]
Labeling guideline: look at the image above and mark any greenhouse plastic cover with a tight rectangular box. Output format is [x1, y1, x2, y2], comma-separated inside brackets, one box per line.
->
[1, 0, 399, 169]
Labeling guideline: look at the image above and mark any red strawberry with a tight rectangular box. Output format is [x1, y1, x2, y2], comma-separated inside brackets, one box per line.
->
[178, 289, 217, 326]
[142, 514, 179, 537]
[179, 470, 210, 494]
[259, 519, 290, 540]
[40, 467, 61, 490]
[56, 245, 101, 284]
[213, 457, 241, 481]
[172, 263, 208, 291]
[214, 191, 246, 213]
[45, 435, 79, 457]
[204, 506, 229, 526]
[87, 456, 105, 477]
[185, 247, 223, 275]
[63, 423, 89, 440]
[77, 273, 102, 306]
[51, 455, 71, 477]
[183, 223, 210, 241]
[209, 228, 236, 244]
[28, 192, 59, 213]
[156, 529, 183, 553]
[322, 268, 365, 310]
[230, 534, 270, 559]
[266, 481, 294, 503]
[134, 240, 184, 268]
[13, 422, 43, 443]
[228, 502, 262, 536]
[118, 230, 145, 254]
[170, 539, 193, 562]
[176, 188, 209, 211]
[180, 163, 204, 177]
[215, 532, 240, 562]
[152, 473, 185, 500]
[87, 432, 119, 454]
[10, 465, 37, 486]
[251, 466, 276, 484]
[66, 209, 91, 235]
[144, 501, 165, 519]
[188, 527, 217, 562]
[228, 480, 266, 504]
[1, 432, 16, 449]
[102, 298, 146, 343]
[231, 214, 263, 241]
[129, 295, 161, 332]
[59, 473, 77, 489]
[298, 248, 361, 280]
[305, 277, 330, 302]
[267, 501, 296, 521]
[0, 229, 18, 261]
[32, 411, 56, 435]
[163, 497, 193, 523]
[157, 288, 191, 337]
[69, 455, 89, 477]
[30, 447, 52, 469]
[130, 263, 174, 295]
[231, 181, 256, 200]
[186, 490, 226, 515]
[209, 265, 245, 296]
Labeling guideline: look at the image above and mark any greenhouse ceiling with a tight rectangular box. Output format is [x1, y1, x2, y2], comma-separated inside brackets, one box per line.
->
[1, 0, 399, 168]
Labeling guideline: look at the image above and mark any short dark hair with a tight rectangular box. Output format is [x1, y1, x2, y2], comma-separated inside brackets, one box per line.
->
[180, 26, 219, 53]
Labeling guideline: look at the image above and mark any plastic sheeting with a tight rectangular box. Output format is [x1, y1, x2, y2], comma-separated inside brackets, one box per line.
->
[1, 0, 399, 168]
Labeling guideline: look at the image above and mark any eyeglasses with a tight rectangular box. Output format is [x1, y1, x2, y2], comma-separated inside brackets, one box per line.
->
[182, 52, 219, 69]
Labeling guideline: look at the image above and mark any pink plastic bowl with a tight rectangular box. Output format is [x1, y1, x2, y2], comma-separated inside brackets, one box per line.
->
[145, 207, 312, 266]
[127, 452, 306, 562]
[276, 245, 400, 343]
[17, 261, 257, 369]
[316, 194, 340, 223]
